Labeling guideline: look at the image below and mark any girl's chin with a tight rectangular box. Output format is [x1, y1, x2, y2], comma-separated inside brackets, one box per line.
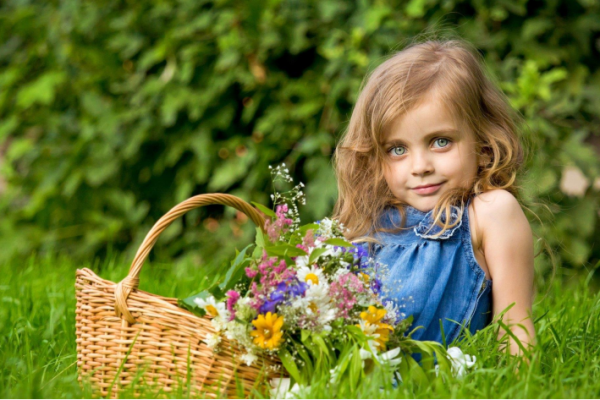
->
[406, 196, 439, 212]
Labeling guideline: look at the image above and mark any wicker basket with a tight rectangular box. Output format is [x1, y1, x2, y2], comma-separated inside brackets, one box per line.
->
[75, 194, 284, 398]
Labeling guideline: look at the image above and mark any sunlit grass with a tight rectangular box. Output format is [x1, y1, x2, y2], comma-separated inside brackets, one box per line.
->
[1, 252, 599, 398]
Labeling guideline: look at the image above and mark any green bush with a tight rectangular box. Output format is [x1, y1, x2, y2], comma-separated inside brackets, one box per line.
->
[0, 0, 599, 273]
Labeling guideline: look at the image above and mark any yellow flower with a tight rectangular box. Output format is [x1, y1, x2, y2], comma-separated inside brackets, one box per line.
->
[305, 273, 319, 285]
[358, 306, 394, 351]
[250, 312, 284, 350]
[359, 272, 370, 283]
[205, 305, 219, 317]
[373, 322, 394, 351]
[360, 305, 386, 325]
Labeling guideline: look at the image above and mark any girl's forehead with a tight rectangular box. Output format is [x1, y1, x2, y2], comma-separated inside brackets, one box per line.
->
[382, 99, 463, 141]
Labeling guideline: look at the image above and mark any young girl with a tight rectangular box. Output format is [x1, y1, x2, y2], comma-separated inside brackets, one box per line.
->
[332, 39, 535, 356]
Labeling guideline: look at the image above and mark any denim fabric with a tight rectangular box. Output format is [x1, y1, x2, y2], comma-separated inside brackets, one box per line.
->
[364, 196, 493, 346]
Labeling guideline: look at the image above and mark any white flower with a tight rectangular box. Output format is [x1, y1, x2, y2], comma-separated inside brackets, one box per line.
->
[194, 295, 230, 326]
[356, 319, 379, 338]
[319, 244, 343, 258]
[317, 218, 335, 239]
[234, 297, 257, 321]
[294, 255, 309, 269]
[204, 332, 221, 350]
[269, 378, 306, 399]
[241, 351, 258, 367]
[303, 279, 329, 304]
[383, 300, 400, 324]
[359, 341, 402, 367]
[297, 265, 325, 286]
[332, 265, 350, 280]
[289, 281, 337, 332]
[223, 320, 253, 348]
[435, 346, 477, 378]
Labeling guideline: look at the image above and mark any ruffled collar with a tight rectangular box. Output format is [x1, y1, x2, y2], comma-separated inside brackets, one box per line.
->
[379, 204, 463, 240]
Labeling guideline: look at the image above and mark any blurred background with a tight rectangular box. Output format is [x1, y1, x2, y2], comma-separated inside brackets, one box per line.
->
[0, 0, 599, 281]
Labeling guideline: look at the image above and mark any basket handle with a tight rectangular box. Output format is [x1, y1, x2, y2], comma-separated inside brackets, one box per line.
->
[114, 193, 267, 324]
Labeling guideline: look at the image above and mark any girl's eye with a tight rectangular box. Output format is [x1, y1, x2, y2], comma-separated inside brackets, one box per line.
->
[433, 138, 451, 148]
[390, 146, 406, 156]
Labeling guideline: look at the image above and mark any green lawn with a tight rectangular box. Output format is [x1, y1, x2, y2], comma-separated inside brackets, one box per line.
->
[1, 252, 599, 398]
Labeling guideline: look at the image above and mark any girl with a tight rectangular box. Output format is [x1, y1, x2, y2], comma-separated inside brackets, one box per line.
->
[332, 39, 535, 356]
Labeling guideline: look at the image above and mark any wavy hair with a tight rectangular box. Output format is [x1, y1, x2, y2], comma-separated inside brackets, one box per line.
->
[332, 39, 527, 244]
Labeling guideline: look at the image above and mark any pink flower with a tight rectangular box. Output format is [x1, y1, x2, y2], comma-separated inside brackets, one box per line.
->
[226, 290, 241, 321]
[245, 267, 258, 278]
[264, 204, 294, 242]
[339, 272, 365, 293]
[296, 243, 308, 253]
[303, 229, 315, 248]
[329, 273, 366, 318]
[329, 281, 356, 318]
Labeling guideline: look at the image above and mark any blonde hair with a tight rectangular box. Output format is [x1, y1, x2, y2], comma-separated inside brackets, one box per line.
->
[332, 38, 526, 243]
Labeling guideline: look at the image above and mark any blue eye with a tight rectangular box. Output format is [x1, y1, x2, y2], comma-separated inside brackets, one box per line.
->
[390, 146, 406, 156]
[433, 138, 450, 148]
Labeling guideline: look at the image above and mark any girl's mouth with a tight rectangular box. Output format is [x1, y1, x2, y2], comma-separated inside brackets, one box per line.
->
[412, 182, 444, 195]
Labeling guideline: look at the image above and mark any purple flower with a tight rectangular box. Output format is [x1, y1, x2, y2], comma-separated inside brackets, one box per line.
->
[370, 277, 382, 295]
[258, 278, 308, 314]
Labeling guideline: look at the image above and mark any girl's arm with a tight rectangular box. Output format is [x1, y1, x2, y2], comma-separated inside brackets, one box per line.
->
[473, 190, 536, 356]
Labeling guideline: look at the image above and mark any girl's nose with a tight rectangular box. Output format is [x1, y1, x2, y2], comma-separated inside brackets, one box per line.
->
[411, 151, 434, 176]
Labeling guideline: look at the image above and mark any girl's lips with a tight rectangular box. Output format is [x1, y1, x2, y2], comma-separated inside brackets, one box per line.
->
[412, 182, 444, 195]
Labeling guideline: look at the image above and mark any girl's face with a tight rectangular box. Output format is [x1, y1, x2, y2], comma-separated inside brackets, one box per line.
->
[381, 96, 480, 212]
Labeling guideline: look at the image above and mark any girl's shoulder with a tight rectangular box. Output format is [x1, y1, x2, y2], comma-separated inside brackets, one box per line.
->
[469, 189, 525, 223]
[469, 189, 527, 243]
[468, 189, 532, 279]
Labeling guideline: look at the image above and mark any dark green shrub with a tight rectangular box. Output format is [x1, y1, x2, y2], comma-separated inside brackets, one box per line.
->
[0, 0, 598, 275]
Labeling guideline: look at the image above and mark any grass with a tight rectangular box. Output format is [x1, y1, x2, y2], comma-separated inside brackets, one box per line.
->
[1, 252, 599, 398]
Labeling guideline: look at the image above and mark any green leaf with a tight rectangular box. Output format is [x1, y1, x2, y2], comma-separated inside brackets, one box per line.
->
[219, 244, 253, 292]
[16, 71, 66, 108]
[251, 201, 276, 218]
[349, 345, 362, 391]
[178, 292, 210, 317]
[404, 353, 429, 384]
[255, 227, 266, 248]
[308, 247, 328, 264]
[298, 224, 319, 236]
[278, 346, 302, 385]
[300, 332, 321, 361]
[265, 244, 307, 258]
[0, 115, 18, 141]
[311, 334, 332, 362]
[323, 238, 353, 247]
[293, 340, 314, 374]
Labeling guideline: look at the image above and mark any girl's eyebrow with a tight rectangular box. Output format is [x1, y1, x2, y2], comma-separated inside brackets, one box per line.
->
[382, 128, 460, 147]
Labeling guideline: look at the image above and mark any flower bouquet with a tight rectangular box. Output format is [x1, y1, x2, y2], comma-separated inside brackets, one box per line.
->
[179, 164, 464, 395]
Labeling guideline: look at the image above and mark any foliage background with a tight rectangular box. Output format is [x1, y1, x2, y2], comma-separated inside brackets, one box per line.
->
[1, 0, 599, 279]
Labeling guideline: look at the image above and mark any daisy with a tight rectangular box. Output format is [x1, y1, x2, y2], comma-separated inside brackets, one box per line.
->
[194, 296, 229, 320]
[295, 255, 309, 269]
[297, 265, 325, 286]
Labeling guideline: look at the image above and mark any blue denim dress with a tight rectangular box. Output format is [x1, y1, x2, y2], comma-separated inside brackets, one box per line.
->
[364, 197, 493, 346]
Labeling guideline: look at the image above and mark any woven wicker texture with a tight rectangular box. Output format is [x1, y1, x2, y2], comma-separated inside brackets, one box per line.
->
[75, 194, 284, 398]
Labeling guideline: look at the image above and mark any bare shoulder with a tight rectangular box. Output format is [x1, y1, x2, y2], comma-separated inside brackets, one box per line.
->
[469, 189, 533, 280]
[471, 189, 526, 221]
[468, 190, 527, 249]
